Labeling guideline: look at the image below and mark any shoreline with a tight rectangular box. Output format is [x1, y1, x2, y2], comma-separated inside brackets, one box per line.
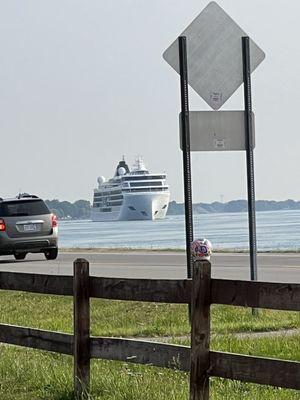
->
[60, 247, 300, 254]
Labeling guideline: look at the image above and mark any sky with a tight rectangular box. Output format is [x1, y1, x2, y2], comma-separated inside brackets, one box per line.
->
[0, 0, 299, 203]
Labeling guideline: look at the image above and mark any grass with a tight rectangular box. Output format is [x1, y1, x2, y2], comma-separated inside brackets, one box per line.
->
[0, 291, 299, 399]
[0, 291, 299, 337]
[0, 335, 299, 399]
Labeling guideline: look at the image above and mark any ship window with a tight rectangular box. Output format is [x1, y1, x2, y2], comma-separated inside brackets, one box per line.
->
[110, 194, 123, 200]
[162, 204, 167, 209]
[109, 190, 121, 196]
[154, 211, 158, 215]
[122, 187, 168, 193]
[124, 187, 168, 192]
[134, 171, 149, 175]
[111, 201, 122, 206]
[94, 190, 122, 198]
[122, 175, 166, 181]
[141, 211, 147, 216]
[130, 181, 162, 187]
[128, 206, 136, 211]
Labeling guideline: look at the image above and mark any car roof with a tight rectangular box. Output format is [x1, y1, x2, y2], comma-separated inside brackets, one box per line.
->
[0, 195, 42, 203]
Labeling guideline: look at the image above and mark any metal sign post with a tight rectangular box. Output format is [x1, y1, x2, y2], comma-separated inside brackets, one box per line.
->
[164, 2, 265, 291]
[178, 36, 194, 279]
[242, 36, 258, 285]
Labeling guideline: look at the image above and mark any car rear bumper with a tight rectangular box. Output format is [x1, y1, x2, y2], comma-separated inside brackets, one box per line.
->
[0, 232, 58, 255]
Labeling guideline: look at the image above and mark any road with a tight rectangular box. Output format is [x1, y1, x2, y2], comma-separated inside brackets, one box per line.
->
[0, 251, 299, 282]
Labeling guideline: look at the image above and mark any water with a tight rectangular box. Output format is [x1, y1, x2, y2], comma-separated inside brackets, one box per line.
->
[57, 210, 300, 251]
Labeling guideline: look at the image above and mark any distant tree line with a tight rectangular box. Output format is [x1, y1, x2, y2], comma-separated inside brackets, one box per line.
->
[45, 199, 91, 219]
[168, 199, 300, 215]
[45, 199, 300, 220]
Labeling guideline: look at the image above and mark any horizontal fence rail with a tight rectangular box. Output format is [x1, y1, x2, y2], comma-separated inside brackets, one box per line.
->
[1, 322, 299, 391]
[0, 271, 191, 304]
[91, 337, 190, 371]
[0, 323, 190, 371]
[0, 271, 73, 296]
[210, 351, 300, 390]
[0, 323, 73, 355]
[212, 279, 300, 311]
[90, 276, 192, 303]
[1, 271, 299, 311]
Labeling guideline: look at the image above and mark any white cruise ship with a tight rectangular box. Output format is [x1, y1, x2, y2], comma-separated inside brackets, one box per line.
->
[91, 157, 170, 221]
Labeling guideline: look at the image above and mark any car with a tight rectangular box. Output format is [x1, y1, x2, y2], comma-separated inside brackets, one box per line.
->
[0, 194, 58, 260]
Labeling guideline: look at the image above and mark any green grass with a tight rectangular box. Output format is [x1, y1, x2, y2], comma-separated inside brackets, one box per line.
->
[0, 336, 299, 399]
[0, 291, 299, 399]
[211, 334, 300, 400]
[0, 291, 299, 337]
[214, 333, 300, 360]
[177, 333, 300, 360]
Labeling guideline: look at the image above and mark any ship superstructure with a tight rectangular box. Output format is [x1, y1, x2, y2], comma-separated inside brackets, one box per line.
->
[91, 157, 170, 221]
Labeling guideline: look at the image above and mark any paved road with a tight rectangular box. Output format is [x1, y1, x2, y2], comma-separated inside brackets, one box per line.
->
[0, 251, 299, 282]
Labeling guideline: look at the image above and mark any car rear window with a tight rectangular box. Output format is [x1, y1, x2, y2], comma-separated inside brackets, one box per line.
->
[0, 200, 50, 217]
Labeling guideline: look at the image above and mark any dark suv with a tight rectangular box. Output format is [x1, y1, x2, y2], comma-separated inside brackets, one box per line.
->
[0, 194, 58, 260]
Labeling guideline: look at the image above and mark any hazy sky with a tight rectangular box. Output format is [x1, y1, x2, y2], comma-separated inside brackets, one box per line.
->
[1, 0, 299, 203]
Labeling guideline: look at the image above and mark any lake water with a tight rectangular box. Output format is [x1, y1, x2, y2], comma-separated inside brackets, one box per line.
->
[58, 210, 300, 251]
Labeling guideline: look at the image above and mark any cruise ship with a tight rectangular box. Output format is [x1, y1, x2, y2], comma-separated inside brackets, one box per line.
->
[91, 157, 170, 221]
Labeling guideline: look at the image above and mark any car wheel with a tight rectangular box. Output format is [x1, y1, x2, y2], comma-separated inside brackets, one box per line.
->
[44, 248, 58, 260]
[14, 253, 26, 260]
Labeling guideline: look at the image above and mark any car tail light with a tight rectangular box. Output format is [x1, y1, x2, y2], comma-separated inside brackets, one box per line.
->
[51, 214, 58, 228]
[0, 218, 6, 232]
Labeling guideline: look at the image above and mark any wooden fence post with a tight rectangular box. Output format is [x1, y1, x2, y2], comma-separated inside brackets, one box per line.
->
[73, 258, 90, 399]
[190, 260, 211, 400]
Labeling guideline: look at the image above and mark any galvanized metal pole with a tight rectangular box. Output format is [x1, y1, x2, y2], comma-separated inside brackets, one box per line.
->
[242, 37, 258, 287]
[178, 36, 194, 279]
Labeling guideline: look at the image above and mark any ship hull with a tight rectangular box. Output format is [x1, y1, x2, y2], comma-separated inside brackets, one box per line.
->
[91, 192, 170, 222]
[90, 209, 120, 222]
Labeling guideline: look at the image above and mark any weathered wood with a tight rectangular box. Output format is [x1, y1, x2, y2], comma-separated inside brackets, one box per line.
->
[190, 260, 211, 400]
[0, 323, 73, 354]
[91, 337, 190, 371]
[73, 259, 90, 398]
[0, 271, 73, 296]
[0, 271, 192, 304]
[210, 351, 300, 390]
[1, 269, 299, 312]
[90, 276, 192, 303]
[211, 279, 300, 311]
[2, 259, 300, 399]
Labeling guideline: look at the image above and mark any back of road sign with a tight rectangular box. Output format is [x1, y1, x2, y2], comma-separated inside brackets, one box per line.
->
[163, 1, 265, 110]
[179, 111, 255, 151]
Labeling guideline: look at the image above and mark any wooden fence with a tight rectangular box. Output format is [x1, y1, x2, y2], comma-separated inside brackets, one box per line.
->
[0, 258, 299, 399]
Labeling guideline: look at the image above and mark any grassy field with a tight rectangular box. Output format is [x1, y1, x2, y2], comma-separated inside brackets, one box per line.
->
[0, 291, 299, 337]
[0, 290, 299, 399]
[0, 335, 299, 400]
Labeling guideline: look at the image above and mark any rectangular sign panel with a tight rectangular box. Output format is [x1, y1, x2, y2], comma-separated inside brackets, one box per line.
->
[179, 111, 255, 151]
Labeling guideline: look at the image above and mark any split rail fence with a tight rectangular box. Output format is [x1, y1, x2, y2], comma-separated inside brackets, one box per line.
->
[0, 258, 299, 399]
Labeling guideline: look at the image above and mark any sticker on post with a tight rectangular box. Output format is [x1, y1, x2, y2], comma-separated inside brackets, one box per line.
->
[213, 138, 226, 149]
[210, 92, 223, 106]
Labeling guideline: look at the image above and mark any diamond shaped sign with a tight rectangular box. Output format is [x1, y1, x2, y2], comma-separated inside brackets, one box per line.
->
[163, 1, 265, 110]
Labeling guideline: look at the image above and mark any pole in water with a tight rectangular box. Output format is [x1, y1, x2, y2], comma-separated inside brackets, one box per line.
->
[178, 36, 194, 279]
